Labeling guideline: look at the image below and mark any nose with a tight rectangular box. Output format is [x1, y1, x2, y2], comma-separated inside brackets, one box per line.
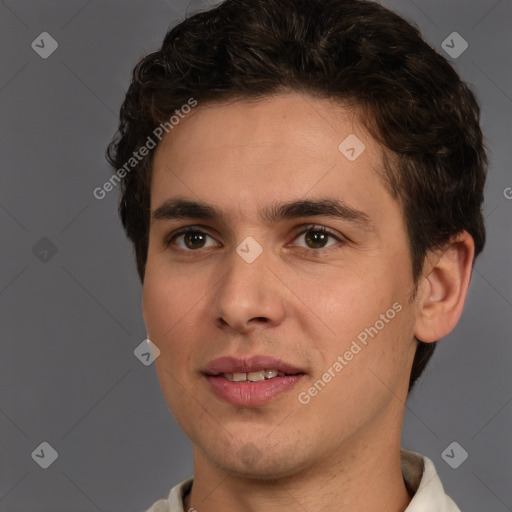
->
[212, 243, 286, 333]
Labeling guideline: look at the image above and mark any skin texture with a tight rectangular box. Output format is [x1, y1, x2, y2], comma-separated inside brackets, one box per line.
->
[142, 93, 474, 512]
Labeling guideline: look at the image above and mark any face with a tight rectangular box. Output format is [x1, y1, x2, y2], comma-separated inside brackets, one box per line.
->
[143, 93, 419, 478]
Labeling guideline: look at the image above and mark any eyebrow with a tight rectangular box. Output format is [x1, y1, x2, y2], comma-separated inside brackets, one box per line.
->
[152, 197, 374, 231]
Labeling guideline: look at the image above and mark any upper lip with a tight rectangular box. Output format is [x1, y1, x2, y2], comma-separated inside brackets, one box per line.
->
[204, 355, 305, 376]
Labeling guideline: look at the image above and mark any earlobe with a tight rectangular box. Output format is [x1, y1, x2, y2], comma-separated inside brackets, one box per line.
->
[413, 231, 475, 343]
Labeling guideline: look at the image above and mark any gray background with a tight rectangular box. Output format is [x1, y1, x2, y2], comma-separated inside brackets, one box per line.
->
[0, 0, 510, 510]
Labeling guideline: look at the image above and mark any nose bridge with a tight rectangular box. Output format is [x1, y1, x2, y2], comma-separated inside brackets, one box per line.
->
[213, 236, 285, 331]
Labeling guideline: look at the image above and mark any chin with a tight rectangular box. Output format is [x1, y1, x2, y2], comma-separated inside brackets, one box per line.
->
[198, 433, 312, 481]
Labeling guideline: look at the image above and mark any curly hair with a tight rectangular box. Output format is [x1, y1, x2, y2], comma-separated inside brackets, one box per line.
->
[106, 0, 487, 391]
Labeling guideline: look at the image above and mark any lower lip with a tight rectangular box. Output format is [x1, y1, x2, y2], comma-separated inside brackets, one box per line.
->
[205, 374, 305, 406]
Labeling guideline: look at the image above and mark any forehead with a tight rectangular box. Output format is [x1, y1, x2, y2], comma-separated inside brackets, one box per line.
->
[150, 93, 393, 223]
[154, 93, 375, 165]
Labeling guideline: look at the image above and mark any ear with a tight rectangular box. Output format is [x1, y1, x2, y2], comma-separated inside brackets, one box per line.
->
[413, 231, 475, 343]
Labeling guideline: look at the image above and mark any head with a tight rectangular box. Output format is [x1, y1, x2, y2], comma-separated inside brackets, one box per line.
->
[107, 0, 486, 477]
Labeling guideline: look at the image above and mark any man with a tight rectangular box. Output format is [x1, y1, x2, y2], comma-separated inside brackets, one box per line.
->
[106, 0, 486, 510]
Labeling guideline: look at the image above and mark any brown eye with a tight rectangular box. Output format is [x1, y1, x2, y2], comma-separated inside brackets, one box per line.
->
[293, 226, 342, 251]
[304, 230, 330, 249]
[167, 229, 219, 251]
[183, 231, 207, 249]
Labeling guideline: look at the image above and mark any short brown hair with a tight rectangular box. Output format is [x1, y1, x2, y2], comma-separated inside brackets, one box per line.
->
[106, 0, 487, 391]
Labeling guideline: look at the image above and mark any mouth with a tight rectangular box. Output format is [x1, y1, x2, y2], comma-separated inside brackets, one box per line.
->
[203, 355, 306, 406]
[221, 369, 290, 382]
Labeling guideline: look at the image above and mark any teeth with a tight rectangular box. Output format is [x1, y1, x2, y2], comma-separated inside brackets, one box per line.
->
[223, 369, 283, 382]
[247, 371, 266, 382]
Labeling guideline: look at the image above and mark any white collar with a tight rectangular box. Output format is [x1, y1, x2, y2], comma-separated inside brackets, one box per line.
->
[401, 449, 461, 511]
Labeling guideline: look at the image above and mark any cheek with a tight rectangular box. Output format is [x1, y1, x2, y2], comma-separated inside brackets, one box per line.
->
[313, 273, 387, 331]
[142, 277, 169, 340]
[142, 271, 189, 352]
[310, 270, 412, 376]
[307, 306, 415, 429]
[143, 285, 176, 385]
[142, 266, 211, 381]
[142, 274, 200, 415]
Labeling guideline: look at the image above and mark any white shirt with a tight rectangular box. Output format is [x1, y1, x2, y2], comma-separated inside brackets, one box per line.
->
[144, 449, 461, 511]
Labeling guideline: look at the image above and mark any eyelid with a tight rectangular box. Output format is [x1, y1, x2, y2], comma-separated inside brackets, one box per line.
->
[293, 223, 342, 237]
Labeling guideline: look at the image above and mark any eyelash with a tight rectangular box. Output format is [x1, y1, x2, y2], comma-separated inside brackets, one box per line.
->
[164, 224, 345, 254]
